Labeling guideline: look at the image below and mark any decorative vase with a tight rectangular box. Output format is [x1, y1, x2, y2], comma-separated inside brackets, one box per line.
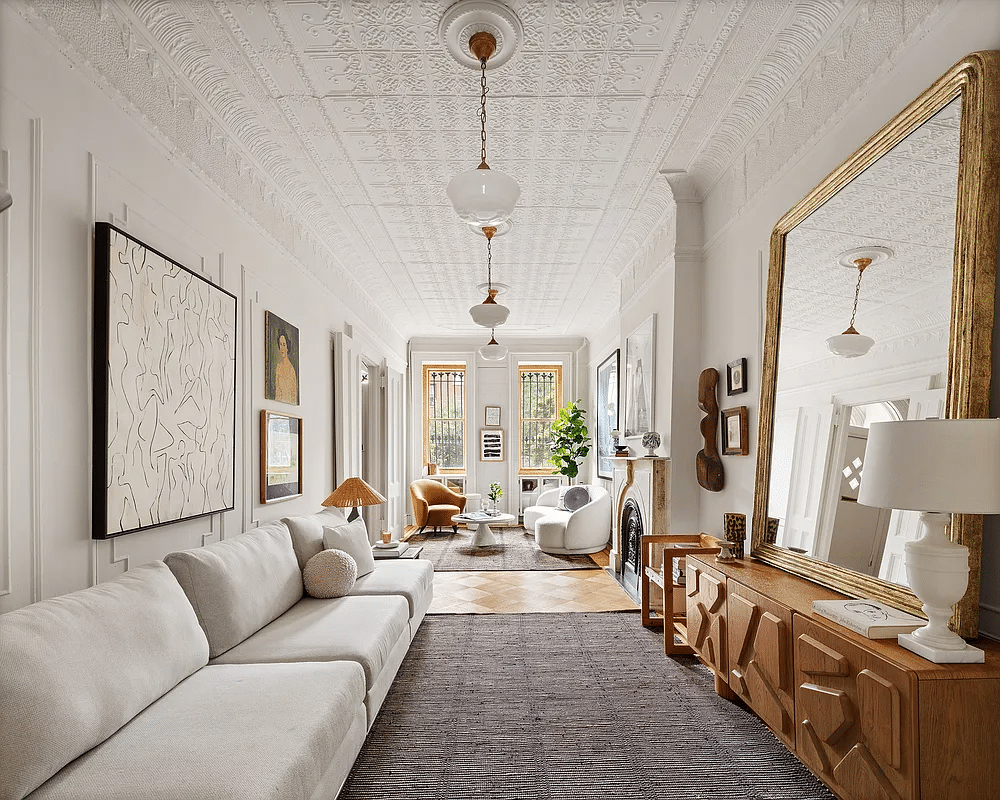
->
[723, 512, 747, 558]
[641, 431, 661, 456]
[765, 517, 780, 545]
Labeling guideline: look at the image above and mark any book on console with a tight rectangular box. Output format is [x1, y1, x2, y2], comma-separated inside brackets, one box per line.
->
[372, 542, 410, 559]
[812, 599, 924, 639]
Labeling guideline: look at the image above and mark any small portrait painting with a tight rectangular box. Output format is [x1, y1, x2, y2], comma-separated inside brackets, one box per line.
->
[727, 357, 747, 395]
[265, 311, 299, 405]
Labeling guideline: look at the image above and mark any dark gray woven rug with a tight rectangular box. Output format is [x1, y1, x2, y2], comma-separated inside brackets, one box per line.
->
[340, 613, 834, 800]
[404, 525, 600, 571]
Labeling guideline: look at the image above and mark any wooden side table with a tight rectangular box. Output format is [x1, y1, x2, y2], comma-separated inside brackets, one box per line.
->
[640, 533, 722, 655]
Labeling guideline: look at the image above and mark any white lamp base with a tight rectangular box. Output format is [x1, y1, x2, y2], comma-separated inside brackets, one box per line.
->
[897, 632, 984, 663]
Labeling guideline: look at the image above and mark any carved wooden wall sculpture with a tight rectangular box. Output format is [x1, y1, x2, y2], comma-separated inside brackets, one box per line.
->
[697, 367, 724, 491]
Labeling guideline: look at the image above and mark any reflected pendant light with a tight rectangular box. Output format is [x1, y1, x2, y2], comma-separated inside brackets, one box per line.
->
[445, 29, 520, 227]
[469, 225, 510, 327]
[479, 329, 508, 361]
[826, 255, 875, 358]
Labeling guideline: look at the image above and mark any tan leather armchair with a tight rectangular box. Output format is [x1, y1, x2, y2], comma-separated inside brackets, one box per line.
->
[409, 479, 467, 534]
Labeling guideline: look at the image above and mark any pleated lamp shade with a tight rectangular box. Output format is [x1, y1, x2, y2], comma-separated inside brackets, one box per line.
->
[321, 477, 387, 509]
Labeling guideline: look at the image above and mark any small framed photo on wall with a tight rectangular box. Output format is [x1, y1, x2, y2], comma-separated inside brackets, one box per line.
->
[727, 358, 747, 396]
[485, 405, 501, 427]
[722, 406, 749, 456]
[480, 428, 504, 461]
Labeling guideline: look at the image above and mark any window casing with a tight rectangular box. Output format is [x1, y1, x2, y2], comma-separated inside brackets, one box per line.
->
[518, 365, 563, 474]
[423, 365, 466, 474]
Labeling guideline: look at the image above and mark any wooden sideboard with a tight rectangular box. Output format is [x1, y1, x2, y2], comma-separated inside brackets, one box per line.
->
[685, 554, 1000, 800]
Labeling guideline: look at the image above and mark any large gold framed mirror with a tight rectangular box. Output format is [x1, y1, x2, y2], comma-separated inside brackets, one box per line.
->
[752, 52, 1000, 638]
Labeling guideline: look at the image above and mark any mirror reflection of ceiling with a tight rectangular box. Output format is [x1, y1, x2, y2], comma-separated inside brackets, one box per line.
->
[17, 1, 955, 339]
[780, 99, 960, 372]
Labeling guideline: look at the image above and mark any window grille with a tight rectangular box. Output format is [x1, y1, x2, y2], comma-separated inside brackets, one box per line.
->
[519, 365, 562, 473]
[423, 365, 466, 473]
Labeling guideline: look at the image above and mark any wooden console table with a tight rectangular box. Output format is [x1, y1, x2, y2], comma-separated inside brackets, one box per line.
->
[683, 553, 1000, 800]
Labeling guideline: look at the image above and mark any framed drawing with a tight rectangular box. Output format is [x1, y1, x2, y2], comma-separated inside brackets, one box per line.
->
[261, 410, 303, 503]
[722, 406, 750, 456]
[480, 429, 504, 461]
[485, 405, 501, 427]
[727, 357, 747, 395]
[624, 314, 656, 438]
[596, 349, 619, 479]
[265, 311, 300, 405]
[93, 223, 236, 539]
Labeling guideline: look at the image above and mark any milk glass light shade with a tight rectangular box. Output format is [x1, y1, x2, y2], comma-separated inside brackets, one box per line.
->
[825, 330, 875, 357]
[479, 331, 507, 361]
[447, 166, 520, 228]
[469, 292, 510, 327]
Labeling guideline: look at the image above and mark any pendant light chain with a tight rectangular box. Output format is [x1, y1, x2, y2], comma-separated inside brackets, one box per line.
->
[849, 268, 863, 328]
[486, 235, 493, 290]
[479, 56, 489, 167]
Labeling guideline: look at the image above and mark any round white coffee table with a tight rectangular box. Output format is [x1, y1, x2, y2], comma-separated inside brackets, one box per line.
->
[452, 512, 516, 547]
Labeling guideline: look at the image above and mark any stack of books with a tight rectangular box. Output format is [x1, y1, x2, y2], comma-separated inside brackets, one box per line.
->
[812, 599, 924, 639]
[372, 541, 423, 559]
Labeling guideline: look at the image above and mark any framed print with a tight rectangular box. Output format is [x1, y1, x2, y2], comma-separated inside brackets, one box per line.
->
[727, 357, 748, 395]
[261, 410, 303, 503]
[624, 314, 656, 438]
[485, 405, 501, 427]
[92, 223, 236, 539]
[722, 406, 750, 456]
[596, 349, 620, 479]
[480, 428, 504, 461]
[265, 311, 300, 405]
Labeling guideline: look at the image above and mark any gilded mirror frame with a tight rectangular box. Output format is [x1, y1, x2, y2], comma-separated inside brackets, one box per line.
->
[752, 52, 1000, 638]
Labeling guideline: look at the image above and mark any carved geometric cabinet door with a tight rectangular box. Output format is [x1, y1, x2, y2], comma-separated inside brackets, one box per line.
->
[728, 582, 795, 749]
[685, 560, 727, 680]
[793, 617, 917, 800]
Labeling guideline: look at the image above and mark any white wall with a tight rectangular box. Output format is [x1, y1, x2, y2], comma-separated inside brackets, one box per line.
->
[0, 7, 405, 612]
[407, 336, 587, 520]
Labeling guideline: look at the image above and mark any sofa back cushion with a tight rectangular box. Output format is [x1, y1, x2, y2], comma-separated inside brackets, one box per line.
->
[0, 562, 208, 800]
[283, 507, 350, 570]
[165, 521, 303, 658]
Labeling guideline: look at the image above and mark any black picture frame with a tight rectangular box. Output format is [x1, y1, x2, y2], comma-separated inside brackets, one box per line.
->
[596, 349, 620, 479]
[261, 410, 303, 503]
[727, 357, 748, 395]
[93, 223, 237, 539]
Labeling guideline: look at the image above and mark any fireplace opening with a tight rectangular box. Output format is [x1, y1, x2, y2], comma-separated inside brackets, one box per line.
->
[620, 497, 643, 584]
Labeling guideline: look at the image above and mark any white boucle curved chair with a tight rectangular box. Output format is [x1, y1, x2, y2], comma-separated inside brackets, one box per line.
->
[522, 485, 612, 555]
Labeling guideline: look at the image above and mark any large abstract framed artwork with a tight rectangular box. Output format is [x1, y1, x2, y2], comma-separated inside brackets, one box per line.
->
[596, 349, 619, 479]
[261, 410, 303, 503]
[265, 311, 300, 405]
[93, 223, 237, 538]
[624, 314, 656, 438]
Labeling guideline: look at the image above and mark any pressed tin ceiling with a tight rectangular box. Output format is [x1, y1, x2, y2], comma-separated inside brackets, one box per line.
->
[17, 0, 949, 341]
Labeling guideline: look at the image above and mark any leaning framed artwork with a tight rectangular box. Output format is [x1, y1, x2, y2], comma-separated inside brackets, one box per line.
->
[722, 406, 750, 456]
[261, 410, 303, 503]
[93, 223, 236, 539]
[596, 349, 619, 479]
[265, 311, 300, 405]
[624, 314, 656, 438]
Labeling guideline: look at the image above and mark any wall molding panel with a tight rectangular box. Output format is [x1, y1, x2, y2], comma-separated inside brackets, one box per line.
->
[0, 149, 10, 598]
[29, 118, 42, 603]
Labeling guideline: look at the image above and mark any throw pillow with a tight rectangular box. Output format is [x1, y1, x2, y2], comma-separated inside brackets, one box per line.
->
[563, 486, 591, 512]
[303, 549, 358, 598]
[555, 486, 571, 510]
[323, 519, 376, 577]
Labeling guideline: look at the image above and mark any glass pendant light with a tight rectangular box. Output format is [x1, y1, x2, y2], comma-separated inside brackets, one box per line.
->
[479, 329, 508, 361]
[826, 256, 875, 358]
[469, 225, 510, 327]
[446, 31, 520, 227]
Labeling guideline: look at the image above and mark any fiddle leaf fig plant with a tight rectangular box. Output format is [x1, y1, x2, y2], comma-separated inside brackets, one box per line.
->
[549, 400, 592, 482]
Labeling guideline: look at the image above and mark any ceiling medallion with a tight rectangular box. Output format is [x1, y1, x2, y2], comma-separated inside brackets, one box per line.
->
[442, 1, 522, 228]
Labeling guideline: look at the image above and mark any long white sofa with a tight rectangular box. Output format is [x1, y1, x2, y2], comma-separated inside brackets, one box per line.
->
[0, 507, 432, 800]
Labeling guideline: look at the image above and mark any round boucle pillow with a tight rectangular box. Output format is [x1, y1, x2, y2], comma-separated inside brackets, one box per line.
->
[303, 549, 358, 598]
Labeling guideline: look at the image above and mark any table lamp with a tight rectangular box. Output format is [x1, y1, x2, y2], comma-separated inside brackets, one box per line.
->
[857, 418, 1000, 663]
[322, 477, 387, 522]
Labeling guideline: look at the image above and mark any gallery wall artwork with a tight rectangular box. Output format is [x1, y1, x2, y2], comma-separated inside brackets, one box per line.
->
[624, 314, 656, 438]
[265, 310, 300, 405]
[481, 429, 504, 461]
[261, 410, 303, 503]
[596, 349, 619, 479]
[93, 223, 237, 538]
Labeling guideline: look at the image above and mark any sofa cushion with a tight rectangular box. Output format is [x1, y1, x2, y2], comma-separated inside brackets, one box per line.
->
[24, 662, 367, 800]
[564, 485, 591, 511]
[0, 563, 208, 800]
[349, 558, 434, 618]
[210, 595, 409, 689]
[283, 507, 351, 570]
[303, 549, 358, 598]
[165, 521, 303, 659]
[323, 519, 376, 577]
